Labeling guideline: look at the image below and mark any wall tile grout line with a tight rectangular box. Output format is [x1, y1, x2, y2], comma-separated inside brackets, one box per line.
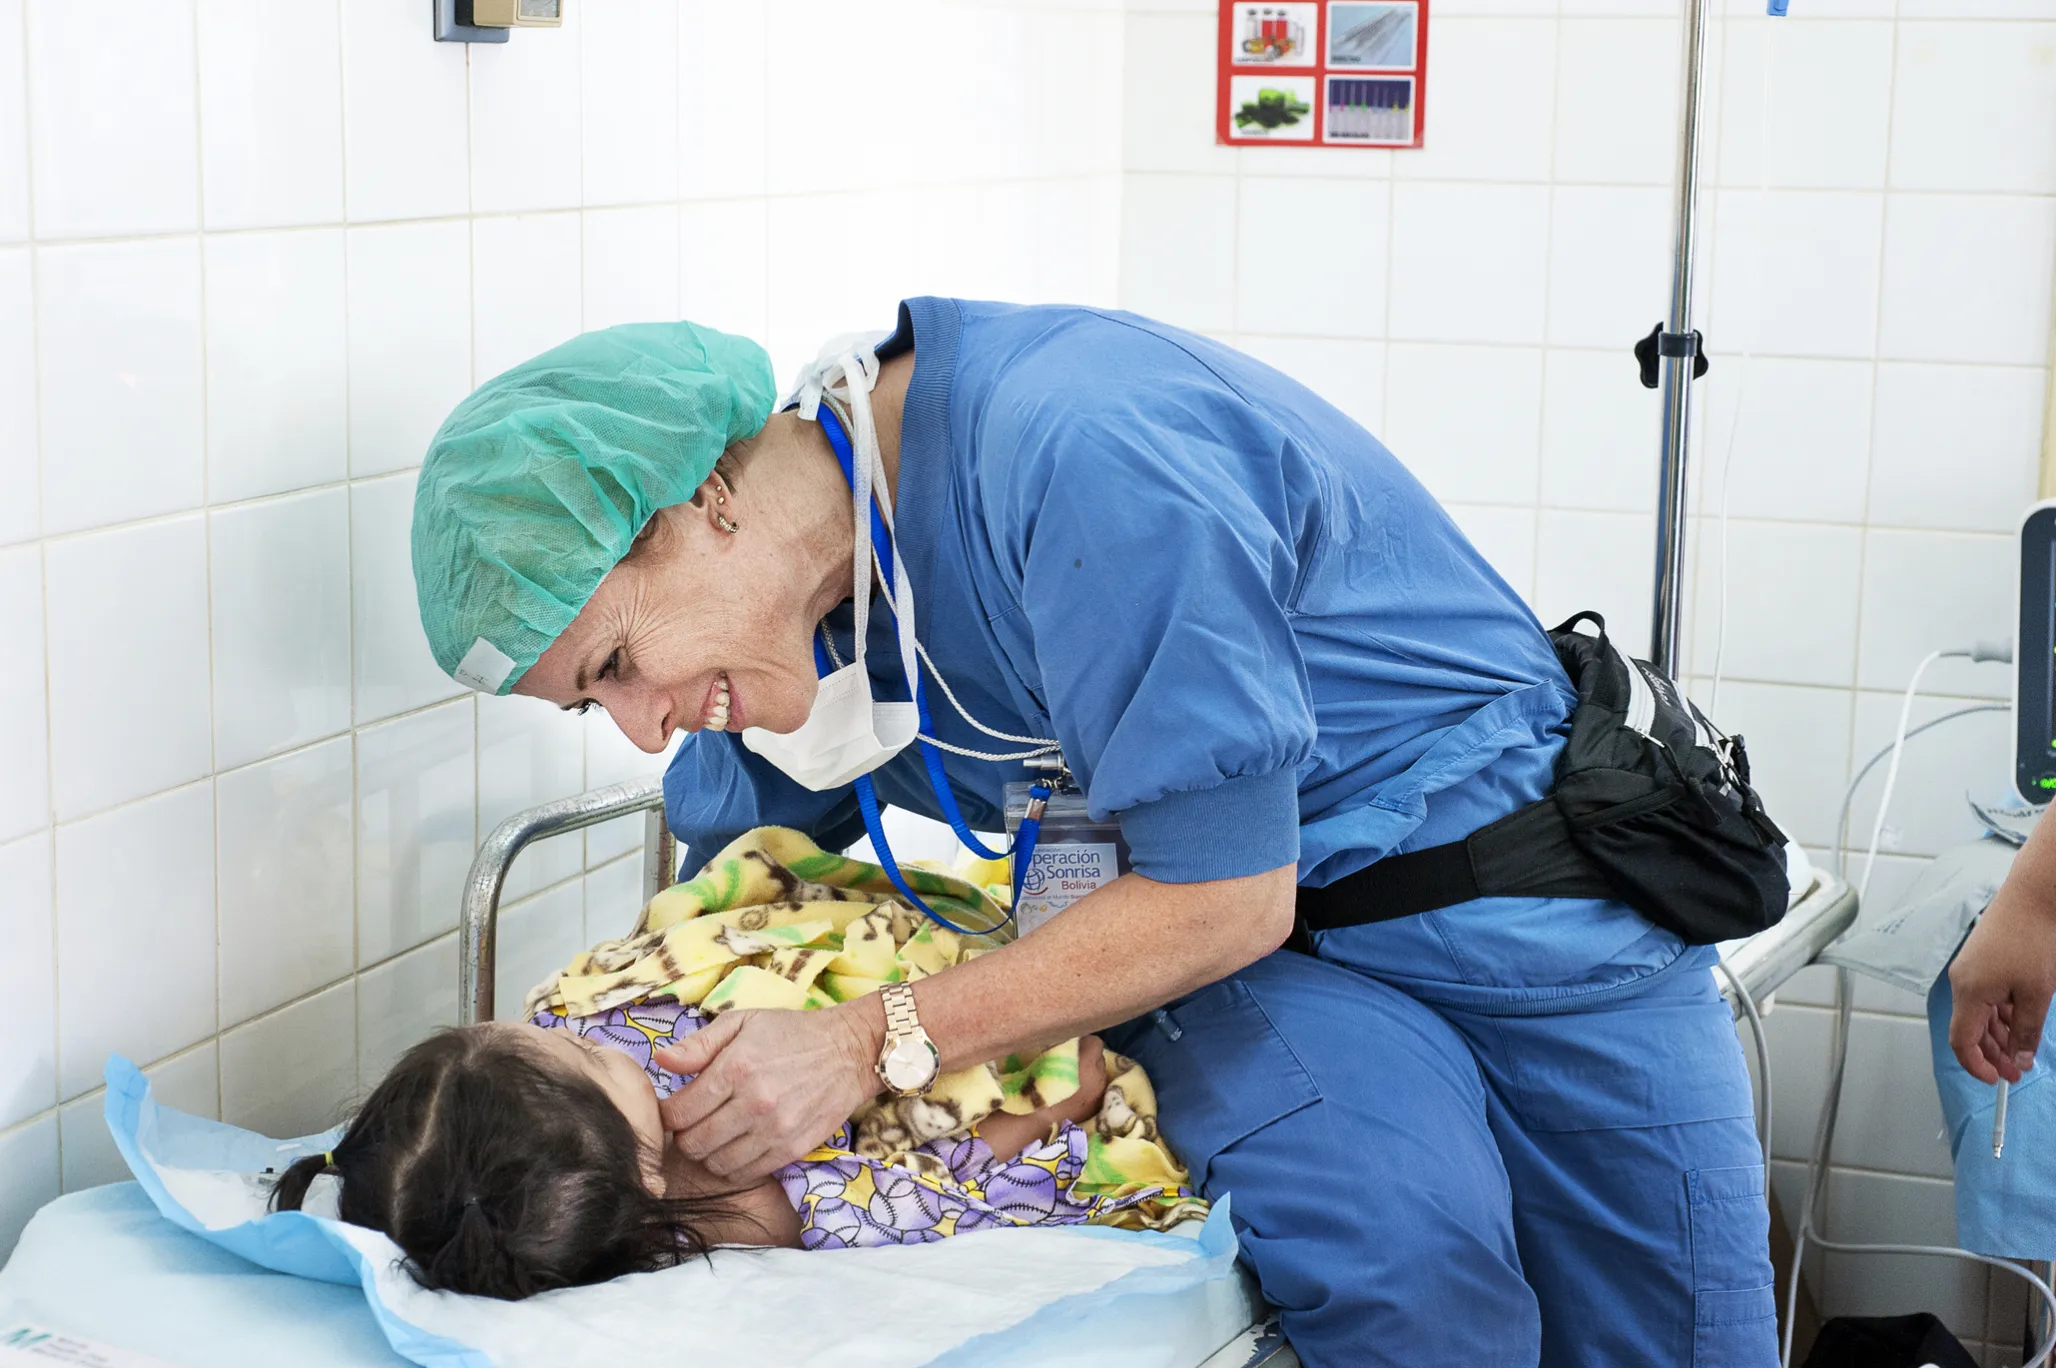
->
[12, 174, 1222, 250]
[22, 471, 423, 551]
[30, 694, 477, 834]
[187, 0, 224, 1125]
[336, 0, 363, 1095]
[1122, 167, 2056, 201]
[20, 476, 2001, 564]
[1533, 0, 1567, 585]
[1835, 0, 1903, 915]
[21, 0, 60, 1176]
[13, 180, 2055, 254]
[0, 1108, 57, 1146]
[462, 6, 481, 1087]
[1188, 335, 2055, 376]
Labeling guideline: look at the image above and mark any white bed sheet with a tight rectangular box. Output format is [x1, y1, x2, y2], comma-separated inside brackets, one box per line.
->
[0, 1184, 1264, 1368]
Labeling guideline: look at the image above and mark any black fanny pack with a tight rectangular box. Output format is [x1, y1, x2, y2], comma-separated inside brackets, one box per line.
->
[1296, 612, 1791, 946]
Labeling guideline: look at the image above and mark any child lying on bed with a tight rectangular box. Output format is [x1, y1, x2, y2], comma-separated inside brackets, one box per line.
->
[269, 1004, 1199, 1301]
[268, 829, 1206, 1300]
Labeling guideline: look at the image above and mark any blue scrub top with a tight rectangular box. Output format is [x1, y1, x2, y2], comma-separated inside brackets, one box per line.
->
[665, 298, 1688, 1005]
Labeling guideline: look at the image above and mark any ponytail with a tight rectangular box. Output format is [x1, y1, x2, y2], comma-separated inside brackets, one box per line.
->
[269, 1150, 336, 1214]
[424, 1196, 545, 1299]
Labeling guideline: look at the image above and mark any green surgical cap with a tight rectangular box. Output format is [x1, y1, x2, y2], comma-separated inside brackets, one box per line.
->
[411, 321, 777, 695]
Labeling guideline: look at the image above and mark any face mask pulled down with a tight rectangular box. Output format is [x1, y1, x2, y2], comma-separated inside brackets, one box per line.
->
[740, 338, 921, 791]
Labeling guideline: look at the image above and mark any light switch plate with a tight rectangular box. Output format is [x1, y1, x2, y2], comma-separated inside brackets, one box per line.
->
[475, 0, 563, 25]
[433, 0, 510, 42]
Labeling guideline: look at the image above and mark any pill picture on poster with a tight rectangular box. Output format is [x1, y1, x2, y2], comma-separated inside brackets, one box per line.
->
[1216, 0, 1428, 148]
[1230, 2, 1317, 64]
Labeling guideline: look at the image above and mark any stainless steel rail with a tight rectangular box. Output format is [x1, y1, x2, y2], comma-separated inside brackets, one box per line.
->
[1199, 1313, 1299, 1368]
[458, 776, 675, 1026]
[1719, 871, 1859, 1018]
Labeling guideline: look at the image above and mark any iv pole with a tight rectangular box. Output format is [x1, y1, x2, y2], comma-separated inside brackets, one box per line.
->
[1647, 0, 1716, 677]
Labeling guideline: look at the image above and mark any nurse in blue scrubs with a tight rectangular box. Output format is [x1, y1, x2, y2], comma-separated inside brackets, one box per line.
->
[412, 300, 1776, 1367]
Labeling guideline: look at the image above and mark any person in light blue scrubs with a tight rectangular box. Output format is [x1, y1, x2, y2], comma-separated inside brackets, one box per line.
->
[416, 299, 1775, 1367]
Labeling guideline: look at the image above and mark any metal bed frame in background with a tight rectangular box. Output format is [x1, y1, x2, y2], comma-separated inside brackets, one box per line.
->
[459, 777, 671, 1027]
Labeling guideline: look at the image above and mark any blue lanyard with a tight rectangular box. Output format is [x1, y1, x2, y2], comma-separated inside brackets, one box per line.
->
[813, 405, 1051, 932]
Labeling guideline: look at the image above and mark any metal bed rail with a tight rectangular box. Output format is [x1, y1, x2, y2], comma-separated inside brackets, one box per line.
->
[459, 777, 676, 1026]
[1719, 870, 1860, 1018]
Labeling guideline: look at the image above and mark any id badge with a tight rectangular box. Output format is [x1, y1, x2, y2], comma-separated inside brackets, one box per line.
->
[1004, 782, 1131, 936]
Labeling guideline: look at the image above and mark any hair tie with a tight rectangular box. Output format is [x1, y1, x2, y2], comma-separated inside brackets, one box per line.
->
[321, 1151, 336, 1169]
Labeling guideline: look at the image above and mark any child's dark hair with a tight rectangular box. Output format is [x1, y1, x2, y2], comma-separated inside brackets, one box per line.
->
[271, 1026, 726, 1300]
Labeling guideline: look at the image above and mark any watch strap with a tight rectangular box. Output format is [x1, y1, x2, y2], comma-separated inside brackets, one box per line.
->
[880, 981, 921, 1038]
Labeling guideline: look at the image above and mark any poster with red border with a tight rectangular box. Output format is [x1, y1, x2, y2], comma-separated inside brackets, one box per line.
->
[1216, 1, 1429, 149]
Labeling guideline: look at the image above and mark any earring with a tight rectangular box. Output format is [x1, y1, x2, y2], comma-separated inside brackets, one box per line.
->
[714, 510, 741, 534]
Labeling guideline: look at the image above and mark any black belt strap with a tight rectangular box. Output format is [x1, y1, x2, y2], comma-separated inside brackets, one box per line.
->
[1297, 841, 1480, 928]
[1295, 800, 1617, 933]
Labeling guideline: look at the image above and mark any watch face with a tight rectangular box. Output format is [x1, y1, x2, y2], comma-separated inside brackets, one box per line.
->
[882, 1037, 938, 1092]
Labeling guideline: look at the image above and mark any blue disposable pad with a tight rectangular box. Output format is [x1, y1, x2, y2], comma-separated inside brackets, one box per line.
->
[0, 1057, 1253, 1368]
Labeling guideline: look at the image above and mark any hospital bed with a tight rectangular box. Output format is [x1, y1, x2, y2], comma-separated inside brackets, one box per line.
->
[453, 778, 1300, 1368]
[448, 781, 1858, 1364]
[0, 781, 1854, 1368]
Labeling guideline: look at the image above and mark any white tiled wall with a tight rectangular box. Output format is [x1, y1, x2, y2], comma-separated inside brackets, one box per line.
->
[4, 0, 2043, 1345]
[0, 0, 1122, 1260]
[1122, 0, 2055, 1354]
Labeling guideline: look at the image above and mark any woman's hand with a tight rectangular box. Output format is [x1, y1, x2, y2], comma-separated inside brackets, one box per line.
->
[1949, 884, 2056, 1085]
[1948, 815, 2056, 1085]
[655, 1002, 882, 1182]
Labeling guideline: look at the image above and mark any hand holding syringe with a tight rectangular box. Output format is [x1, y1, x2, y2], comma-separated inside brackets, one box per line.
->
[1948, 810, 2056, 1161]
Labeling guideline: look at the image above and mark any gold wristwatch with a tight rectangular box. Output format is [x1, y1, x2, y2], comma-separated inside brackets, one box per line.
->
[875, 981, 940, 1097]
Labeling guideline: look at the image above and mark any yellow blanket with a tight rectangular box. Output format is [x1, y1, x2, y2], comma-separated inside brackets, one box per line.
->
[524, 827, 1207, 1231]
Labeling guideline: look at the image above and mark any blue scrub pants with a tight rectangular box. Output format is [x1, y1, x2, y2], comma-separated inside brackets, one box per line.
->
[1104, 947, 1777, 1367]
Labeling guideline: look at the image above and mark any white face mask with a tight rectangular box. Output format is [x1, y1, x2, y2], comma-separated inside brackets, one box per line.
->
[740, 336, 922, 791]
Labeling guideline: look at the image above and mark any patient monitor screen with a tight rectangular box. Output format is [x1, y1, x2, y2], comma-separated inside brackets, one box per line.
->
[2019, 506, 2056, 802]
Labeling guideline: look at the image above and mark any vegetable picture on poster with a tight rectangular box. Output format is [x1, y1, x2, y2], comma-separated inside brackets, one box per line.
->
[1229, 76, 1316, 139]
[1216, 0, 1428, 148]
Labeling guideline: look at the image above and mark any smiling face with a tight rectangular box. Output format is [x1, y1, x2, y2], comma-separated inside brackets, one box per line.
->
[512, 432, 853, 753]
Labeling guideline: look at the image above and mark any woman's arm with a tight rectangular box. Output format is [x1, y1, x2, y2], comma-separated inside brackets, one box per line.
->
[656, 864, 1297, 1180]
[1949, 814, 2056, 1084]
